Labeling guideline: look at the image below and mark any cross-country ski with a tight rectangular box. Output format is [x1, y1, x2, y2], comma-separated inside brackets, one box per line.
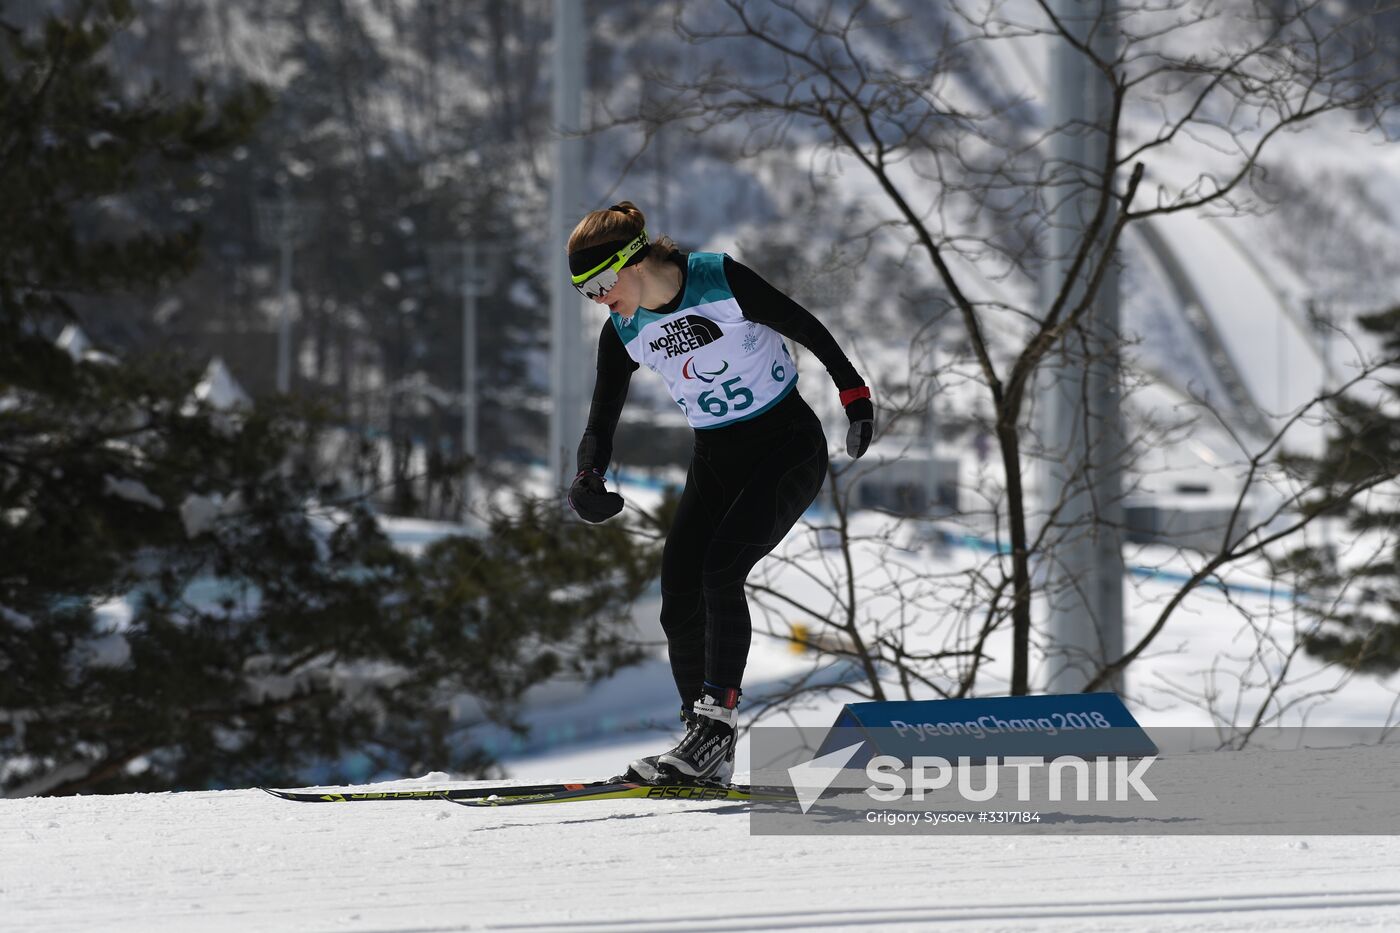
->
[449, 780, 798, 807]
[259, 781, 604, 804]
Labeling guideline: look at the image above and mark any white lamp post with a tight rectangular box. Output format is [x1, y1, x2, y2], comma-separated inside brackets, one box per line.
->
[428, 240, 496, 521]
[254, 175, 318, 394]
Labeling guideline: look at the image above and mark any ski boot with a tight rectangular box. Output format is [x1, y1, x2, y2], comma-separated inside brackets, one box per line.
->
[623, 706, 698, 784]
[657, 687, 739, 782]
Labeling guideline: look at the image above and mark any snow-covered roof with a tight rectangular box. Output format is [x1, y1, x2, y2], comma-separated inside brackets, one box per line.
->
[189, 357, 252, 412]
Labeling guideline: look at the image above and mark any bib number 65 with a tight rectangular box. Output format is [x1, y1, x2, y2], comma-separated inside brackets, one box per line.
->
[698, 377, 755, 417]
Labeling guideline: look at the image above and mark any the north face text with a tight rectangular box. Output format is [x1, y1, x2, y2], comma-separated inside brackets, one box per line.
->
[648, 315, 725, 359]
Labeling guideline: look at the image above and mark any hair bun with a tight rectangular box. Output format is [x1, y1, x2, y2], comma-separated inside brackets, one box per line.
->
[567, 201, 649, 255]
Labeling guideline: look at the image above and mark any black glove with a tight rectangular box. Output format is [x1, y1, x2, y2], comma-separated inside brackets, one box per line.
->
[568, 469, 624, 523]
[844, 395, 874, 459]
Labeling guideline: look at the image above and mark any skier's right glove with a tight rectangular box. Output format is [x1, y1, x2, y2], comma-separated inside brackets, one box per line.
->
[841, 386, 875, 459]
[568, 468, 624, 523]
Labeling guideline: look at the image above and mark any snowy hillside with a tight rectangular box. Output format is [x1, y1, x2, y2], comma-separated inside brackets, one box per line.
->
[5, 741, 1400, 932]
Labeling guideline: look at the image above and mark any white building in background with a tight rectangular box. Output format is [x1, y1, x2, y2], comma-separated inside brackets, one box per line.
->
[188, 357, 253, 412]
[56, 324, 118, 366]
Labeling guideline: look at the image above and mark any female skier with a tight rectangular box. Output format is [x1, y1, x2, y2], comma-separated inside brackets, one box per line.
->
[565, 202, 874, 784]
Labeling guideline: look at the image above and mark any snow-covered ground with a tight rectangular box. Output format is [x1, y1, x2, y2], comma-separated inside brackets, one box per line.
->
[5, 752, 1400, 932]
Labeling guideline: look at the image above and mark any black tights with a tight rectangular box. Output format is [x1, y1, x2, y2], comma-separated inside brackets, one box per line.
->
[659, 391, 828, 706]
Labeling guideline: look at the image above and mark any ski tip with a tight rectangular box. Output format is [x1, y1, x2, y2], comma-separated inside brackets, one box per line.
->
[263, 784, 309, 801]
[259, 786, 354, 803]
[259, 787, 322, 801]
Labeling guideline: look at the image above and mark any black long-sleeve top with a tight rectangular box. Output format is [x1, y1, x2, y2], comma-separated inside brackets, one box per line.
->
[576, 252, 865, 474]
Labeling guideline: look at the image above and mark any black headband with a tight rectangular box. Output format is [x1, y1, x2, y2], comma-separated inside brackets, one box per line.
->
[568, 234, 649, 278]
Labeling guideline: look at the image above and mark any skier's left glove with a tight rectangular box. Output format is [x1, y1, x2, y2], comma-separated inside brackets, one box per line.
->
[841, 386, 874, 459]
[568, 469, 625, 523]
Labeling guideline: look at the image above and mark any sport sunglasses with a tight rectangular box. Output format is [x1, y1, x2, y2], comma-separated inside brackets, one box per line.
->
[570, 230, 649, 301]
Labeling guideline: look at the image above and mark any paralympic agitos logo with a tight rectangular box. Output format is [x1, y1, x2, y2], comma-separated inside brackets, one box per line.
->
[648, 315, 724, 359]
[681, 358, 729, 383]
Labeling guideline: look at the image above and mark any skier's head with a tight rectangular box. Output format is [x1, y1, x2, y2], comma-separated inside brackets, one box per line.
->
[568, 201, 678, 316]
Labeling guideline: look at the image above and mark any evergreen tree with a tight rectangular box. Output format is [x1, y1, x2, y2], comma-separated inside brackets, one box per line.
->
[0, 1, 658, 796]
[1283, 306, 1400, 673]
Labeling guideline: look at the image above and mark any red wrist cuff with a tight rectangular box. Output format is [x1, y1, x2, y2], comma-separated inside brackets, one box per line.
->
[839, 386, 871, 407]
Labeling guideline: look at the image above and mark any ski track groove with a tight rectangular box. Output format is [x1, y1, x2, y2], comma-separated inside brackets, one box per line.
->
[479, 891, 1400, 932]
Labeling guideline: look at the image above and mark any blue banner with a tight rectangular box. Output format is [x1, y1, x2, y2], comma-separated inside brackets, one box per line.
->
[815, 693, 1157, 766]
